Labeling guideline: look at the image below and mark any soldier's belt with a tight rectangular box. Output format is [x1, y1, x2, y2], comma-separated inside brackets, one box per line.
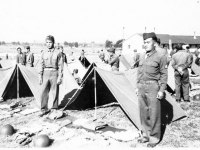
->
[44, 68, 58, 71]
[139, 80, 157, 84]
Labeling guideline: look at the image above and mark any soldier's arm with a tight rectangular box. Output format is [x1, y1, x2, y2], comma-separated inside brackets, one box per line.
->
[58, 53, 63, 78]
[171, 55, 177, 70]
[182, 54, 191, 70]
[38, 52, 44, 76]
[159, 55, 168, 92]
[108, 55, 118, 65]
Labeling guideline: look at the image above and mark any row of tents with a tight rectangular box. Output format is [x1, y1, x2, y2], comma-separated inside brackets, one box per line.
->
[0, 53, 196, 129]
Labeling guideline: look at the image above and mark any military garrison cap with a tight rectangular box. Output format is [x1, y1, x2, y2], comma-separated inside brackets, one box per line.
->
[143, 32, 157, 41]
[107, 48, 115, 52]
[25, 46, 30, 49]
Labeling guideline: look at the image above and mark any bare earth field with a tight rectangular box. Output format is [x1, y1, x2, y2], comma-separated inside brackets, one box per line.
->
[0, 87, 200, 148]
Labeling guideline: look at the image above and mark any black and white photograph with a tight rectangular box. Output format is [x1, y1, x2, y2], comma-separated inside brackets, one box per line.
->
[0, 0, 200, 148]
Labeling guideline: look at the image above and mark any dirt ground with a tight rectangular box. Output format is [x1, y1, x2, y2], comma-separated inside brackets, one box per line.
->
[0, 87, 200, 148]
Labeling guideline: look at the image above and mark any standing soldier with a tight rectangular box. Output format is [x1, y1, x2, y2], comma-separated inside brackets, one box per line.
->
[16, 47, 26, 65]
[99, 49, 105, 62]
[131, 49, 140, 68]
[25, 46, 34, 67]
[135, 32, 168, 148]
[38, 35, 63, 117]
[107, 48, 119, 71]
[171, 44, 191, 102]
[58, 45, 67, 64]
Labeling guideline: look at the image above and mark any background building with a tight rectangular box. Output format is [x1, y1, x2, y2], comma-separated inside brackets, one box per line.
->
[122, 33, 200, 54]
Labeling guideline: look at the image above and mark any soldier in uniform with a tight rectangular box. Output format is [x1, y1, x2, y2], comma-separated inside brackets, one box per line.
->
[72, 69, 82, 85]
[38, 35, 63, 117]
[131, 49, 140, 68]
[99, 49, 105, 62]
[16, 47, 26, 65]
[58, 45, 67, 64]
[135, 32, 168, 148]
[107, 48, 119, 71]
[171, 43, 191, 102]
[25, 46, 34, 67]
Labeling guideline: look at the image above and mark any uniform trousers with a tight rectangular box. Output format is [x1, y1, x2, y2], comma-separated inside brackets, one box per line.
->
[40, 70, 59, 110]
[138, 81, 161, 144]
[174, 69, 189, 101]
[26, 63, 34, 67]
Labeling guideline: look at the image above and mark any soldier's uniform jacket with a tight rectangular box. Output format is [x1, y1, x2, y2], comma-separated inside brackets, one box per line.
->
[16, 52, 26, 65]
[108, 54, 119, 70]
[137, 50, 168, 92]
[39, 48, 63, 77]
[26, 52, 34, 66]
[171, 50, 191, 71]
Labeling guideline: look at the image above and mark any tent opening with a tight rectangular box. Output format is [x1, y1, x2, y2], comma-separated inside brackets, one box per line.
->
[4, 66, 33, 100]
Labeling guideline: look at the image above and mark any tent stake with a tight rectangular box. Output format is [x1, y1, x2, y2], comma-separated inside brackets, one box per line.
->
[94, 67, 97, 119]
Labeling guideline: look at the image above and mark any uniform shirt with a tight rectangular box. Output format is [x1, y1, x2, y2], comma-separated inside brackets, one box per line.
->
[108, 54, 119, 69]
[39, 48, 63, 77]
[16, 52, 26, 65]
[26, 51, 34, 66]
[137, 50, 168, 92]
[171, 50, 191, 70]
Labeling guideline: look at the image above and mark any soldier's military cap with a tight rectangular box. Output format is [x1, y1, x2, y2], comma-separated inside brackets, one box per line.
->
[46, 35, 55, 43]
[107, 48, 115, 53]
[25, 46, 30, 49]
[143, 32, 157, 41]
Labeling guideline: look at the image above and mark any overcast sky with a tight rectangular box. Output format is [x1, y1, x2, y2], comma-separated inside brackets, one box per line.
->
[0, 0, 199, 43]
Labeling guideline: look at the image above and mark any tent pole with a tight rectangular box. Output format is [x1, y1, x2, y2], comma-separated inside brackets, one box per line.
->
[94, 66, 97, 119]
[17, 65, 19, 102]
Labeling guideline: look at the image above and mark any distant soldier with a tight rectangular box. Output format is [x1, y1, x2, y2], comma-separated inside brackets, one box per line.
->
[16, 47, 26, 65]
[131, 49, 140, 68]
[72, 69, 82, 85]
[58, 45, 67, 64]
[99, 49, 105, 62]
[69, 52, 75, 61]
[25, 46, 34, 67]
[171, 43, 191, 102]
[6, 54, 8, 60]
[170, 44, 177, 57]
[38, 35, 63, 117]
[155, 38, 170, 65]
[155, 38, 168, 56]
[107, 48, 119, 71]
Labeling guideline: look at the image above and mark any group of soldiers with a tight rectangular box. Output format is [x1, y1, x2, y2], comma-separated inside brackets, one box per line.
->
[12, 33, 200, 148]
[16, 46, 34, 67]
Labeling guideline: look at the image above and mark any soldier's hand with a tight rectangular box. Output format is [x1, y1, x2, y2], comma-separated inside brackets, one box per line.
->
[157, 91, 164, 100]
[39, 76, 43, 85]
[135, 88, 139, 96]
[57, 76, 62, 85]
